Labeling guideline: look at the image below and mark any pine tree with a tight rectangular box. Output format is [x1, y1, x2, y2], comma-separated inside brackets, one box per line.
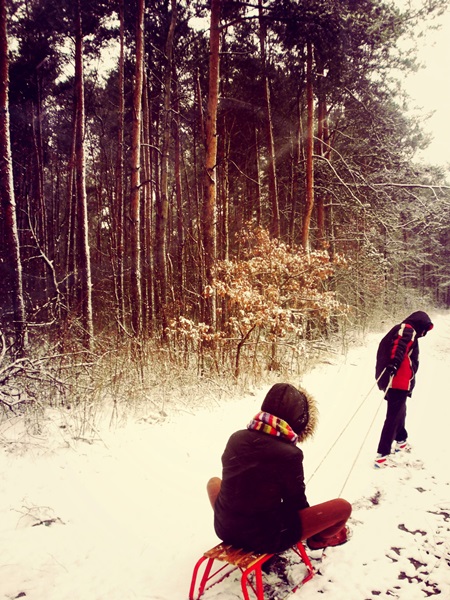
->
[0, 0, 27, 352]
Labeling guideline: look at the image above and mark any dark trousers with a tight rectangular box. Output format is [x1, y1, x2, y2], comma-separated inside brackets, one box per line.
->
[377, 388, 408, 456]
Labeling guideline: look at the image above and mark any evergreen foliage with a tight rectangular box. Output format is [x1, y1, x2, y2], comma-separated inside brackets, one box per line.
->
[0, 0, 449, 375]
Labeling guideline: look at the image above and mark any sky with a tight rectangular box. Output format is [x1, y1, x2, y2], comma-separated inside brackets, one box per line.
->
[401, 5, 450, 167]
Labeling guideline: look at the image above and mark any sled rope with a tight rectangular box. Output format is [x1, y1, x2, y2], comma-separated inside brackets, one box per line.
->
[338, 373, 393, 495]
[306, 369, 387, 486]
[338, 395, 385, 496]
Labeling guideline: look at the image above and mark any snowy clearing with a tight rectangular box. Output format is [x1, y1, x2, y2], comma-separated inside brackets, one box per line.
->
[0, 311, 449, 600]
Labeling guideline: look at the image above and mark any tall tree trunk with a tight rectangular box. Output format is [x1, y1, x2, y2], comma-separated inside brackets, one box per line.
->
[142, 72, 154, 332]
[155, 0, 177, 334]
[202, 0, 221, 329]
[255, 126, 262, 227]
[193, 73, 204, 318]
[258, 0, 279, 238]
[115, 0, 125, 328]
[323, 115, 335, 258]
[288, 135, 295, 244]
[195, 69, 205, 143]
[0, 0, 27, 351]
[129, 0, 145, 336]
[316, 53, 326, 249]
[302, 41, 314, 252]
[172, 67, 185, 309]
[140, 108, 149, 333]
[31, 83, 51, 310]
[74, 0, 93, 348]
[289, 95, 303, 244]
[66, 116, 77, 312]
[220, 120, 230, 261]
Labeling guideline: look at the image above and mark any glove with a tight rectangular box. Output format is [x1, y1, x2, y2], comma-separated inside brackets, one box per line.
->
[387, 362, 399, 376]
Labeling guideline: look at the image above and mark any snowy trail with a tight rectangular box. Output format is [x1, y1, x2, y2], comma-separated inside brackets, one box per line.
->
[0, 311, 449, 599]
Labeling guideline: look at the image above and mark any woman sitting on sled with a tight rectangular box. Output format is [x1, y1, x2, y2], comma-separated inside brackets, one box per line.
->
[207, 383, 352, 553]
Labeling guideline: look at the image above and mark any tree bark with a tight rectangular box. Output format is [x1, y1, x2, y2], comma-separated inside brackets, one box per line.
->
[115, 0, 125, 328]
[155, 0, 177, 334]
[258, 0, 279, 238]
[129, 0, 145, 336]
[202, 0, 221, 329]
[74, 0, 93, 348]
[0, 0, 27, 351]
[65, 115, 77, 312]
[220, 120, 230, 261]
[302, 41, 314, 252]
[316, 53, 326, 249]
[31, 84, 51, 310]
[141, 71, 154, 332]
[172, 66, 185, 308]
[255, 126, 262, 227]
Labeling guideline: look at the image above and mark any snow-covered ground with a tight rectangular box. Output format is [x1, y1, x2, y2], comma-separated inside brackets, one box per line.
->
[0, 311, 449, 600]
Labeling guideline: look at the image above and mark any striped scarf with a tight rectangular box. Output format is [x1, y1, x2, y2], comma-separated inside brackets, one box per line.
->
[247, 411, 298, 444]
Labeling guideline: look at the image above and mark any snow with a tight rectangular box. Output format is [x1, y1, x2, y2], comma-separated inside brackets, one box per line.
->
[1, 312, 449, 600]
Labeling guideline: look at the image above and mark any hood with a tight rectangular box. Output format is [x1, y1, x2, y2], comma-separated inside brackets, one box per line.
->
[260, 383, 318, 442]
[404, 311, 434, 337]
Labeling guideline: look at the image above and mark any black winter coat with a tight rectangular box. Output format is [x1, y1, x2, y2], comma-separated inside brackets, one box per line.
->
[375, 311, 433, 394]
[213, 429, 309, 553]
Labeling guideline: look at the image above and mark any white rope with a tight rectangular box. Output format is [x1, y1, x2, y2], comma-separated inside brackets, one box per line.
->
[338, 395, 385, 496]
[337, 373, 394, 496]
[306, 369, 388, 486]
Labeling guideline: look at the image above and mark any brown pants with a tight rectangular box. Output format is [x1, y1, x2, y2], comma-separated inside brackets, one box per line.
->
[206, 477, 351, 545]
[297, 498, 351, 542]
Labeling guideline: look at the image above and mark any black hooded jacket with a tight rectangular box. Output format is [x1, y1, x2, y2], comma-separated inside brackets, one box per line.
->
[213, 384, 317, 553]
[375, 311, 433, 394]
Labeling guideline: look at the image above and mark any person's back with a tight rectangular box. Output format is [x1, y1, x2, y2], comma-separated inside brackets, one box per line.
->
[373, 311, 433, 468]
[214, 426, 307, 552]
[207, 383, 352, 554]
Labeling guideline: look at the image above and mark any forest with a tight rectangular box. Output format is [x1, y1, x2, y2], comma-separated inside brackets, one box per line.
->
[1, 0, 449, 412]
